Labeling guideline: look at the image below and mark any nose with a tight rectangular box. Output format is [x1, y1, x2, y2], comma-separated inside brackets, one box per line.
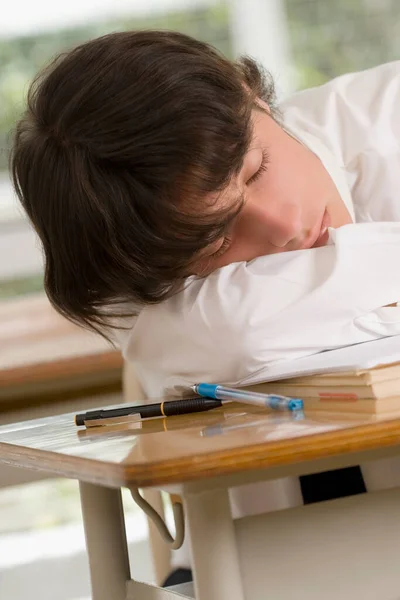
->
[237, 198, 301, 249]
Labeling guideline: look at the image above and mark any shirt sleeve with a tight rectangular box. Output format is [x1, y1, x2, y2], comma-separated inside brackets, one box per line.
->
[122, 223, 400, 395]
[281, 61, 400, 222]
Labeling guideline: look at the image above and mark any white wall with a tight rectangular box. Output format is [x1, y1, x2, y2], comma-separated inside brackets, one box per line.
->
[229, 0, 295, 99]
[0, 222, 43, 280]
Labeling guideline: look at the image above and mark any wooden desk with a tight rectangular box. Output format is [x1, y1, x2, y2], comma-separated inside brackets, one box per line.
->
[0, 293, 123, 407]
[1, 404, 400, 600]
[0, 292, 124, 488]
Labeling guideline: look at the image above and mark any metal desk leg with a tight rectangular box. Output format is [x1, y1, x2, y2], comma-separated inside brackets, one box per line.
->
[184, 487, 245, 600]
[79, 482, 130, 600]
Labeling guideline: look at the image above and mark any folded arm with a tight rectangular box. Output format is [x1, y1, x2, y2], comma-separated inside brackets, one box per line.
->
[120, 222, 400, 395]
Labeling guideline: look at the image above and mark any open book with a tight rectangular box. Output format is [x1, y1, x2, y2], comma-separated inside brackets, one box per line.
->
[240, 335, 400, 414]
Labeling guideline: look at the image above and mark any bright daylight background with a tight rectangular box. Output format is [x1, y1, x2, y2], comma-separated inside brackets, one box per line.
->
[0, 1, 400, 599]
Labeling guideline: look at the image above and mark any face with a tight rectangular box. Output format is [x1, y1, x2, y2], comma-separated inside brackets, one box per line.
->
[191, 102, 352, 276]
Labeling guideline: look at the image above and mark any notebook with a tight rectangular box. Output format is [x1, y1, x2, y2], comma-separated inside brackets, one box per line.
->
[240, 335, 400, 414]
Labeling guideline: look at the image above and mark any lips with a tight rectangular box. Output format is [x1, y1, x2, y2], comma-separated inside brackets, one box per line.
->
[311, 209, 331, 248]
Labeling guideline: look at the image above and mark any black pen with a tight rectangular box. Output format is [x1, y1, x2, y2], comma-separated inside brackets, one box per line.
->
[75, 397, 223, 428]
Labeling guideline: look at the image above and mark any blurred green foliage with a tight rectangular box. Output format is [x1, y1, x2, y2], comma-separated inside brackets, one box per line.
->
[0, 4, 231, 171]
[0, 273, 44, 298]
[2, 0, 400, 173]
[288, 0, 400, 89]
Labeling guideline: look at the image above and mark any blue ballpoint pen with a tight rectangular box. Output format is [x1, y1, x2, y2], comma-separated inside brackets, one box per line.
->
[192, 383, 303, 412]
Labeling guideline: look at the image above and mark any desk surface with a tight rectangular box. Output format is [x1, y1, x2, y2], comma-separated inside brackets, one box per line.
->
[0, 293, 122, 402]
[1, 402, 400, 488]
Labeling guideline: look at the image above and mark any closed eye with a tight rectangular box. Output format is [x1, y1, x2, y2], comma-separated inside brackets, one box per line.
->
[211, 235, 232, 258]
[246, 148, 269, 185]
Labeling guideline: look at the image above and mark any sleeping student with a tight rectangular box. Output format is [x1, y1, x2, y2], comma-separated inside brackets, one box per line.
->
[9, 31, 400, 582]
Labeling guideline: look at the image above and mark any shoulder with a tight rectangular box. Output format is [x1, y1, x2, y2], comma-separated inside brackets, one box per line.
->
[281, 61, 400, 118]
[114, 227, 400, 394]
[281, 61, 400, 165]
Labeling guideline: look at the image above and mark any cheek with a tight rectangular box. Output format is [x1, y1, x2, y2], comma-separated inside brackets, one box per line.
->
[267, 143, 332, 226]
[258, 117, 322, 202]
[267, 141, 308, 196]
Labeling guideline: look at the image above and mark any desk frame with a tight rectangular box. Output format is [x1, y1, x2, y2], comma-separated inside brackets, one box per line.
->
[78, 444, 400, 600]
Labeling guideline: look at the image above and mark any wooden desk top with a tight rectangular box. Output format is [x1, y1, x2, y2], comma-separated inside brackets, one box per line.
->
[1, 402, 400, 488]
[0, 293, 123, 402]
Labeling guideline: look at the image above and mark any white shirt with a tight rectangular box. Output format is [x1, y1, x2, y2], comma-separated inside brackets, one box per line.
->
[115, 60, 400, 399]
[114, 61, 400, 521]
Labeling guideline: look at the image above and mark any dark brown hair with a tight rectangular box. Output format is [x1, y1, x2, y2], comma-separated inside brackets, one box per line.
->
[9, 30, 279, 337]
